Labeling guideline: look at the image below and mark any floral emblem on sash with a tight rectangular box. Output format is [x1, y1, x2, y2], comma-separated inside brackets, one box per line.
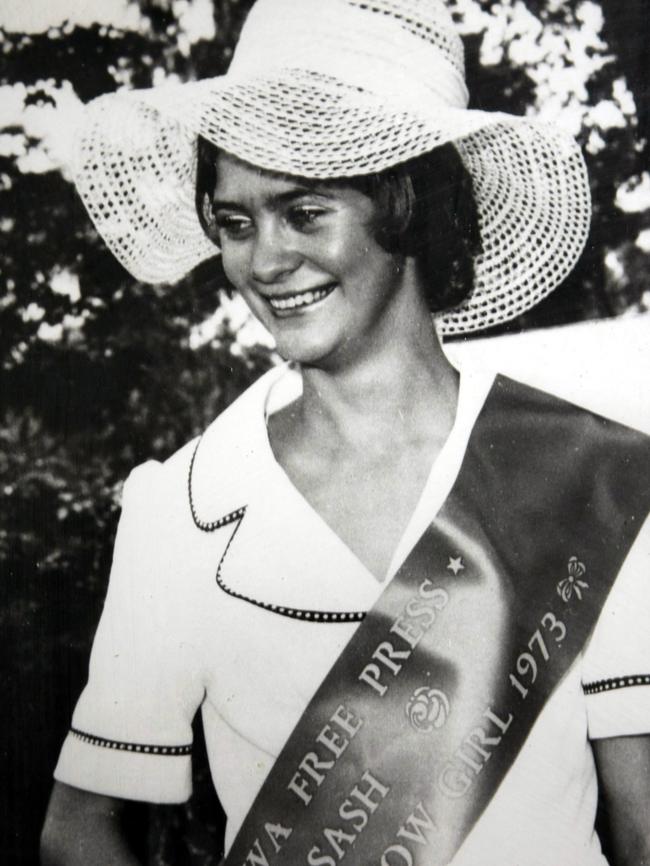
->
[557, 556, 589, 602]
[406, 687, 450, 733]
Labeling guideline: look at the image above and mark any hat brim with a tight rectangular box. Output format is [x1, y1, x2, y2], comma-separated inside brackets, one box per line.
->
[73, 70, 590, 335]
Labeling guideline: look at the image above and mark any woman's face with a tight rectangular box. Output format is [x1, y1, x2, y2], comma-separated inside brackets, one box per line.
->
[211, 152, 424, 368]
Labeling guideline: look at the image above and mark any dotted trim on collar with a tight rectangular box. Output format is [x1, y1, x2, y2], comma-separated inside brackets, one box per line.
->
[188, 436, 246, 532]
[71, 727, 192, 756]
[188, 432, 367, 622]
[583, 674, 650, 695]
[213, 496, 367, 624]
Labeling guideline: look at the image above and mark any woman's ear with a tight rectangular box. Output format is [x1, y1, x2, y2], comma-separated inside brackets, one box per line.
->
[200, 193, 217, 237]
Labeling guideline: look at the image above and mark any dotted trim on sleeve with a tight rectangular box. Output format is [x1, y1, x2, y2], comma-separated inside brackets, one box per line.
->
[71, 727, 192, 756]
[583, 674, 650, 695]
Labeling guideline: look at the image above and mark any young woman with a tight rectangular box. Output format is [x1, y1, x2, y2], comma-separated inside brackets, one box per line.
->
[41, 1, 650, 864]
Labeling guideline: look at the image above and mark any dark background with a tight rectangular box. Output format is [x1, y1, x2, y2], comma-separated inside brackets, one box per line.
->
[1, 1, 648, 863]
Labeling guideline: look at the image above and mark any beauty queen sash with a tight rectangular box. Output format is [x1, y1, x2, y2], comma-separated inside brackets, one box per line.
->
[223, 376, 650, 866]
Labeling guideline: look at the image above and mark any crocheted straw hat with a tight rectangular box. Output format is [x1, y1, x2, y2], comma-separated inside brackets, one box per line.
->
[73, 0, 591, 335]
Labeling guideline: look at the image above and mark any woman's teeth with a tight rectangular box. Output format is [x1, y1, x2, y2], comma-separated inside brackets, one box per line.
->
[267, 285, 334, 311]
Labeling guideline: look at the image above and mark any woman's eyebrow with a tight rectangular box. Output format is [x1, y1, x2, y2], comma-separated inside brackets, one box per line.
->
[211, 197, 248, 212]
[274, 186, 334, 205]
[212, 186, 334, 212]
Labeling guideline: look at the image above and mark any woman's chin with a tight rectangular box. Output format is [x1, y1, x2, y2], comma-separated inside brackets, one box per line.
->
[274, 335, 337, 367]
[260, 310, 338, 366]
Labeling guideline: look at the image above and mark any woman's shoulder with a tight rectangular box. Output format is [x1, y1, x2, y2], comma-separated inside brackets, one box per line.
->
[122, 364, 290, 529]
[449, 316, 650, 435]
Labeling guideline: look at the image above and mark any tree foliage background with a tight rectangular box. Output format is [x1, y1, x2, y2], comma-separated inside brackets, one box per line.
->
[0, 1, 648, 863]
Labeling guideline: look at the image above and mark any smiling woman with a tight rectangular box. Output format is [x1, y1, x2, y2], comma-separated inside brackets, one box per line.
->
[200, 150, 432, 369]
[40, 2, 650, 866]
[195, 139, 483, 318]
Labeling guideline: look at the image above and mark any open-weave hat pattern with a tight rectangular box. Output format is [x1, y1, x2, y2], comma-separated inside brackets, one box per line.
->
[74, 0, 591, 335]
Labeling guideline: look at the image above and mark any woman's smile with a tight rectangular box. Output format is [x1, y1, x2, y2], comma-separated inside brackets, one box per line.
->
[263, 281, 337, 314]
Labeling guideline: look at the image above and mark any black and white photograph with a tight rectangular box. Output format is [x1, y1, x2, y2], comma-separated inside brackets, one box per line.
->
[1, 1, 649, 864]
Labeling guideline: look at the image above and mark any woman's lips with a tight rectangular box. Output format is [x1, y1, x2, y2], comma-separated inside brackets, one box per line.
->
[265, 283, 336, 312]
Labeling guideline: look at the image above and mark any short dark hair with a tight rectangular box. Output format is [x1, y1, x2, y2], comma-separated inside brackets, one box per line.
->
[196, 138, 482, 314]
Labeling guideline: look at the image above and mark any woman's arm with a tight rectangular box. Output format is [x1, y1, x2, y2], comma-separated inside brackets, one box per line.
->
[593, 734, 650, 866]
[40, 782, 141, 866]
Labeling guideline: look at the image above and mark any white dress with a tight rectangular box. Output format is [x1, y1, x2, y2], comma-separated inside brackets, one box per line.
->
[55, 363, 650, 864]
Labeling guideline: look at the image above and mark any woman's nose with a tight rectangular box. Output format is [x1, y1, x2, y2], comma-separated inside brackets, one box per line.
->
[250, 223, 300, 285]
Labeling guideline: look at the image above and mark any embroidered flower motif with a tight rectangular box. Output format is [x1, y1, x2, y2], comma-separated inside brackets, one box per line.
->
[406, 687, 450, 733]
[557, 556, 589, 602]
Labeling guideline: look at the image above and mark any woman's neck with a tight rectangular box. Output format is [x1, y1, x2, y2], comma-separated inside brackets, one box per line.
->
[295, 316, 459, 454]
[266, 298, 461, 582]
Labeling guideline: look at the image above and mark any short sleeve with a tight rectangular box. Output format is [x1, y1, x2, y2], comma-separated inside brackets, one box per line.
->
[54, 461, 205, 803]
[582, 513, 650, 740]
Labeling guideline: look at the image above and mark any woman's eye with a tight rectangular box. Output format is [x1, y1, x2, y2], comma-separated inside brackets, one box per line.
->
[215, 215, 253, 240]
[288, 207, 327, 230]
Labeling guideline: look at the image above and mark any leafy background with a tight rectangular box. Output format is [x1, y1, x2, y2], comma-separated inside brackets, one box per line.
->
[0, 1, 648, 863]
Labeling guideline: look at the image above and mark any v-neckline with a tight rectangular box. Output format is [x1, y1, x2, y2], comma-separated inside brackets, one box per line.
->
[259, 363, 489, 587]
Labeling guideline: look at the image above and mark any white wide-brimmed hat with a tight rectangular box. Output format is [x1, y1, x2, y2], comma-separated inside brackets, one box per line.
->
[72, 0, 591, 335]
